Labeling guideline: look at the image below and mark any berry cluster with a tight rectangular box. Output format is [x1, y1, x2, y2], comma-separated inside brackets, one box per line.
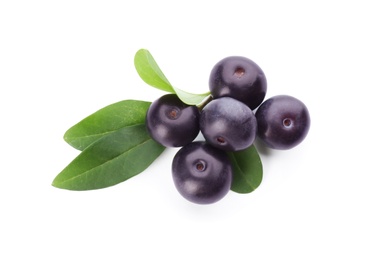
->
[146, 56, 310, 205]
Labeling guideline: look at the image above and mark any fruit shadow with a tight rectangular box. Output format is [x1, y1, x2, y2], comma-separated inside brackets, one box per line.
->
[254, 138, 274, 157]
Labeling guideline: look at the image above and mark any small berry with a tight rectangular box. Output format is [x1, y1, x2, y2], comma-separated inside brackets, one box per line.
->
[146, 94, 200, 147]
[209, 56, 267, 110]
[255, 95, 310, 150]
[200, 97, 257, 151]
[172, 142, 233, 204]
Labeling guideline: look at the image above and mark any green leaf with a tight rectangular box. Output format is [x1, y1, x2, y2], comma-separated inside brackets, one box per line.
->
[64, 100, 151, 151]
[228, 145, 263, 194]
[134, 49, 210, 105]
[173, 88, 211, 106]
[134, 49, 174, 93]
[53, 124, 165, 191]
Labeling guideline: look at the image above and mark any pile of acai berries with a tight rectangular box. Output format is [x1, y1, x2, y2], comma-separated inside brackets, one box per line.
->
[146, 56, 310, 205]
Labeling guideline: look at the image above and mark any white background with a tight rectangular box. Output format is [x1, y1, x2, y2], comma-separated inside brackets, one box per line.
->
[1, 0, 372, 259]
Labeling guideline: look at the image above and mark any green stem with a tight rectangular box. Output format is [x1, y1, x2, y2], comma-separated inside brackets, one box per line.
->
[196, 94, 213, 111]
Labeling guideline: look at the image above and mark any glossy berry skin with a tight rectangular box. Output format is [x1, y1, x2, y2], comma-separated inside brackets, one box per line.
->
[172, 142, 232, 205]
[209, 56, 267, 110]
[146, 94, 200, 147]
[200, 97, 257, 152]
[255, 95, 310, 150]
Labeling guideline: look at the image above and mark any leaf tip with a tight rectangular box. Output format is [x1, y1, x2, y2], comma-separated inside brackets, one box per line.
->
[51, 179, 61, 189]
[136, 48, 148, 53]
[63, 132, 69, 143]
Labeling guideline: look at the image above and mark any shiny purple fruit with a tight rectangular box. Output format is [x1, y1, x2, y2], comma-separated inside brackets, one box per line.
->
[172, 142, 233, 205]
[146, 94, 200, 147]
[200, 97, 257, 152]
[209, 56, 267, 110]
[255, 95, 310, 150]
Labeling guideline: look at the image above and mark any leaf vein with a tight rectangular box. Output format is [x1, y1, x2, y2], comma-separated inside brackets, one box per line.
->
[231, 154, 256, 190]
[56, 138, 155, 186]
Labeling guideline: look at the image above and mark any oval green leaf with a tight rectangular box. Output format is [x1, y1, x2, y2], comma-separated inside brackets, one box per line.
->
[228, 145, 263, 193]
[64, 100, 151, 151]
[134, 49, 211, 105]
[134, 49, 174, 93]
[53, 124, 165, 191]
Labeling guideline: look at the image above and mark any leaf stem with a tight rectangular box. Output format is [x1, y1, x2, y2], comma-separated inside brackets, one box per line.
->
[196, 94, 213, 111]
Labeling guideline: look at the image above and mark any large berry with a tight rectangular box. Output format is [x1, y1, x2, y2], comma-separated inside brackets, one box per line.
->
[209, 56, 267, 110]
[200, 97, 257, 151]
[255, 95, 310, 150]
[172, 142, 233, 205]
[146, 94, 200, 147]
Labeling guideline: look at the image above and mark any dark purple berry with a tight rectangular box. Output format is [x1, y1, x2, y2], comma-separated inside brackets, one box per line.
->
[200, 97, 257, 151]
[172, 142, 233, 205]
[146, 94, 200, 147]
[209, 56, 267, 110]
[255, 95, 310, 150]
